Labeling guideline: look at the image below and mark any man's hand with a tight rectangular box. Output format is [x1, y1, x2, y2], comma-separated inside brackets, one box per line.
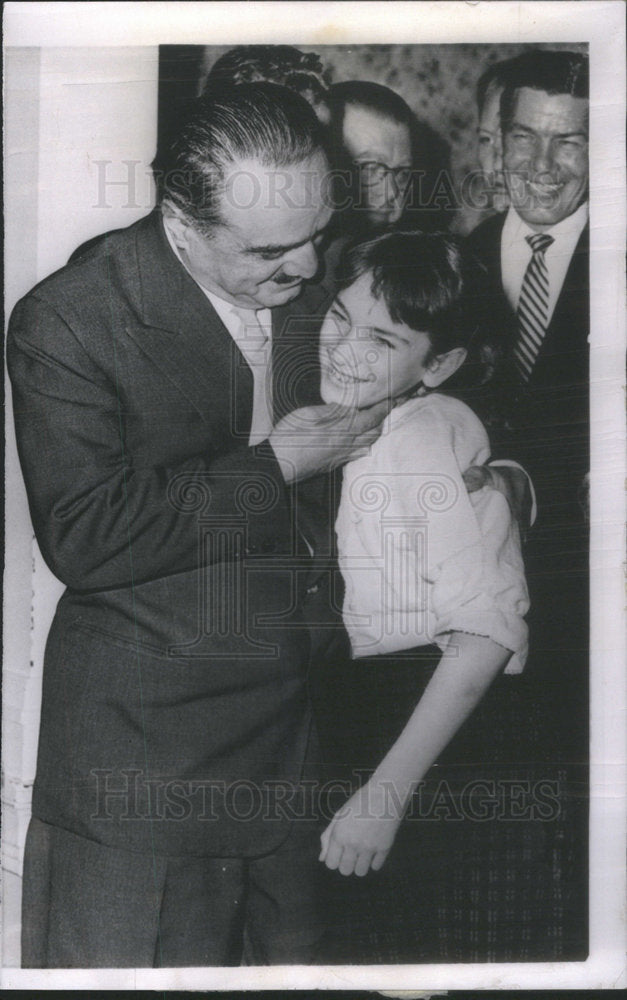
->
[269, 399, 391, 484]
[319, 779, 405, 877]
[463, 463, 533, 528]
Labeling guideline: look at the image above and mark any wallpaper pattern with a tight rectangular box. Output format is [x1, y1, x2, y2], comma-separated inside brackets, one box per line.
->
[199, 43, 587, 234]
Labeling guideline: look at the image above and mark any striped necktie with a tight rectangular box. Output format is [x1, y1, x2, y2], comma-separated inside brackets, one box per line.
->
[515, 232, 554, 382]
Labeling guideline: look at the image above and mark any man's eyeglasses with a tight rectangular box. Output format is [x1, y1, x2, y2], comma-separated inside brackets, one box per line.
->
[356, 161, 413, 190]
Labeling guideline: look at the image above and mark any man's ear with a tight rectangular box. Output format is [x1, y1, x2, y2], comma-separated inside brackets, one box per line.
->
[422, 347, 467, 388]
[161, 201, 191, 250]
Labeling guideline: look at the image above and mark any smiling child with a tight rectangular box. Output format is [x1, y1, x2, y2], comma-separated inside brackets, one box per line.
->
[317, 232, 529, 879]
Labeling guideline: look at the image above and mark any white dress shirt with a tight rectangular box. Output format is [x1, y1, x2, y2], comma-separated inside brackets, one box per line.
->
[163, 218, 273, 446]
[501, 201, 589, 322]
[202, 295, 274, 446]
[336, 393, 529, 671]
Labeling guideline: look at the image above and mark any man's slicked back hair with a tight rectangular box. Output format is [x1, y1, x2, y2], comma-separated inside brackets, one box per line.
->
[476, 53, 537, 115]
[500, 49, 589, 133]
[155, 82, 325, 234]
[330, 80, 415, 133]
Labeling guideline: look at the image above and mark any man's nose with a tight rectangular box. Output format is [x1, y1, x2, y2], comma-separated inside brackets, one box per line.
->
[532, 138, 555, 176]
[282, 241, 319, 280]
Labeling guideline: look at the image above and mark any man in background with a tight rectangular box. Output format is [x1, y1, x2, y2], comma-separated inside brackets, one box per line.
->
[468, 48, 590, 766]
[329, 80, 451, 237]
[474, 54, 533, 217]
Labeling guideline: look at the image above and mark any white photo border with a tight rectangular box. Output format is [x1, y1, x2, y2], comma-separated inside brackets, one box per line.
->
[3, 0, 626, 991]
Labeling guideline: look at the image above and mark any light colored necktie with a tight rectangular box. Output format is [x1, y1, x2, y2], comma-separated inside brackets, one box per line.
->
[515, 232, 554, 382]
[230, 306, 274, 446]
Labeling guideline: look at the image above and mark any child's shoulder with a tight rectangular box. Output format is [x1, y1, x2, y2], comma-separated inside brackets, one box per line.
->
[385, 393, 490, 466]
[391, 392, 487, 438]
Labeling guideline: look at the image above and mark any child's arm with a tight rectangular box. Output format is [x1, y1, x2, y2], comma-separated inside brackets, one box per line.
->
[319, 632, 510, 877]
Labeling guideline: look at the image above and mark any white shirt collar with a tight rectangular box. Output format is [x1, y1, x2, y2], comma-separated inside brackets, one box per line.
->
[502, 201, 589, 252]
[500, 202, 588, 316]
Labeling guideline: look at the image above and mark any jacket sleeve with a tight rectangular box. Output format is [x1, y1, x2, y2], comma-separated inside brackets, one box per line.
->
[7, 293, 293, 592]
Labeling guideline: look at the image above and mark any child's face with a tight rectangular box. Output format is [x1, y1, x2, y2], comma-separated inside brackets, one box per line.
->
[319, 273, 433, 409]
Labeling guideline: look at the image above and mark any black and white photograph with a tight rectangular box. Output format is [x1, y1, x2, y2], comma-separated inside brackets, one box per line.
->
[2, 1, 625, 991]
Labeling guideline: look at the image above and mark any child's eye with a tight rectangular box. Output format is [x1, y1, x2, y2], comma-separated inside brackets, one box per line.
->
[330, 307, 349, 327]
[372, 333, 394, 349]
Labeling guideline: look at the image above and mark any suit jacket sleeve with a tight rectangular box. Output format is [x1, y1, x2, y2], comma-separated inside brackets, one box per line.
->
[8, 293, 293, 592]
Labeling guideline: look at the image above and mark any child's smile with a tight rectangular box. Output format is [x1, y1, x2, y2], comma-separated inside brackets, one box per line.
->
[319, 273, 433, 409]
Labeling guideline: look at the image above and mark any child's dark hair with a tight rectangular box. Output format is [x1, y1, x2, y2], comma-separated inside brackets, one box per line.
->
[338, 231, 499, 389]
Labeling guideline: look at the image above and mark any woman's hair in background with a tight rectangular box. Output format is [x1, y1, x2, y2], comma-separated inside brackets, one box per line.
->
[202, 45, 331, 120]
[338, 231, 500, 388]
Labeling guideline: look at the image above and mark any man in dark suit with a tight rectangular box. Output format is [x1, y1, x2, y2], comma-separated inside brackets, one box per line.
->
[467, 50, 590, 762]
[7, 84, 386, 968]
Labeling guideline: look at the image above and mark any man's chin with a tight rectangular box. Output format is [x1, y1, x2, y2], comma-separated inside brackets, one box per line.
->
[514, 203, 570, 228]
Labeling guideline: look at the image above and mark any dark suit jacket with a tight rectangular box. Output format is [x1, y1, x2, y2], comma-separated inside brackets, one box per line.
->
[466, 212, 589, 722]
[467, 212, 589, 571]
[8, 210, 334, 857]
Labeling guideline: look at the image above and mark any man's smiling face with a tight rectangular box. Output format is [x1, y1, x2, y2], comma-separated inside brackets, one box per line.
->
[173, 151, 333, 309]
[503, 87, 589, 230]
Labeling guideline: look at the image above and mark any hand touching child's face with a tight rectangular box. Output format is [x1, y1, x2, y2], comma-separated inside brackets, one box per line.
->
[319, 273, 432, 409]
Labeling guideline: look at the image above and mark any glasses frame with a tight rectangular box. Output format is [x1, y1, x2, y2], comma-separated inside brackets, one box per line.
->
[355, 160, 413, 190]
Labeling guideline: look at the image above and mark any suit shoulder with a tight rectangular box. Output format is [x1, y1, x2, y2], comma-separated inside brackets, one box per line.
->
[8, 216, 154, 360]
[11, 215, 150, 324]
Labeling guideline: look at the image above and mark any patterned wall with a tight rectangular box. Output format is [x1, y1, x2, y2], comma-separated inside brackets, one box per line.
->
[199, 43, 587, 234]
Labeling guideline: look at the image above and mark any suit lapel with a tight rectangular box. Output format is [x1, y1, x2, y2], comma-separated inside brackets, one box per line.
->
[546, 225, 589, 336]
[122, 212, 333, 433]
[530, 224, 589, 385]
[124, 212, 253, 441]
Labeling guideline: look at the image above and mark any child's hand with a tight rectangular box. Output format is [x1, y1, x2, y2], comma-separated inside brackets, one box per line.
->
[319, 779, 405, 876]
